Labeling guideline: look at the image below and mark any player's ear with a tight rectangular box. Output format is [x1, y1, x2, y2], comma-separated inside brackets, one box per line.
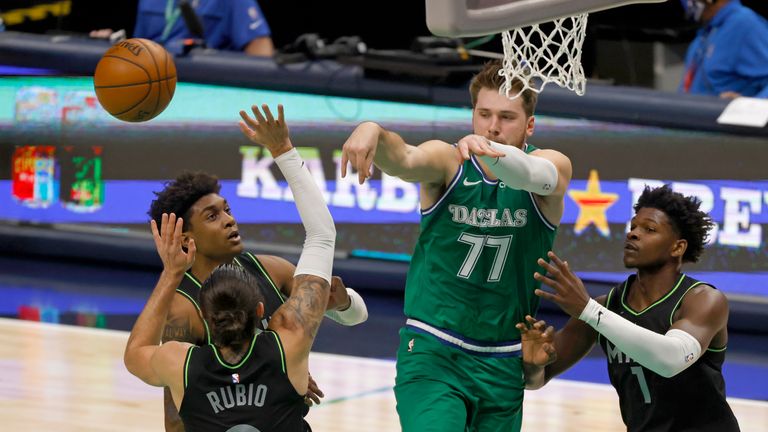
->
[671, 239, 687, 259]
[256, 302, 265, 319]
[182, 232, 192, 249]
[526, 115, 535, 137]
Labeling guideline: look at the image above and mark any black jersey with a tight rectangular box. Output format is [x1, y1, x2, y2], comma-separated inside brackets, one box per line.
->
[179, 330, 310, 432]
[599, 274, 740, 432]
[177, 252, 286, 345]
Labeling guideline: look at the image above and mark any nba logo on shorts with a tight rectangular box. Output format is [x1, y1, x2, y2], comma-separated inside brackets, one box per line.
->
[232, 373, 240, 383]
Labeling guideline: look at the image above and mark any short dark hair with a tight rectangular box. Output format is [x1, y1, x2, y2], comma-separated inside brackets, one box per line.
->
[148, 171, 221, 232]
[634, 185, 714, 263]
[200, 264, 265, 351]
[469, 59, 538, 117]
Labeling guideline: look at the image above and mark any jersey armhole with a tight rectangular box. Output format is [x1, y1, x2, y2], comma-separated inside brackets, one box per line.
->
[243, 252, 286, 303]
[669, 280, 726, 352]
[421, 162, 464, 216]
[265, 330, 287, 374]
[668, 280, 703, 326]
[183, 345, 197, 389]
[174, 288, 211, 345]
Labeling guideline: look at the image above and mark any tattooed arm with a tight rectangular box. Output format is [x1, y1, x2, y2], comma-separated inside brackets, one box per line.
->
[161, 295, 205, 432]
[240, 104, 335, 396]
[269, 274, 330, 394]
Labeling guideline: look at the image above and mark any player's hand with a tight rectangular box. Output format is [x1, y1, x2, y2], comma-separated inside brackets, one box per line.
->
[456, 134, 506, 161]
[304, 373, 324, 406]
[534, 251, 590, 318]
[516, 315, 557, 367]
[327, 276, 351, 311]
[239, 104, 293, 157]
[341, 122, 378, 184]
[150, 213, 195, 275]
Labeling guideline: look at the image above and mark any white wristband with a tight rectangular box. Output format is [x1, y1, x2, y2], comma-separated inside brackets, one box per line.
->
[579, 298, 702, 378]
[325, 288, 368, 326]
[273, 148, 335, 284]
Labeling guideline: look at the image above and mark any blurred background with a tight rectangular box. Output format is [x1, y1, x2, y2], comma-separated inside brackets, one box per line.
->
[0, 0, 767, 407]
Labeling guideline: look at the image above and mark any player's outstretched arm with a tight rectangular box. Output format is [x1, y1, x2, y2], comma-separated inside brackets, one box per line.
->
[341, 121, 459, 185]
[535, 251, 711, 378]
[456, 134, 572, 198]
[240, 103, 336, 395]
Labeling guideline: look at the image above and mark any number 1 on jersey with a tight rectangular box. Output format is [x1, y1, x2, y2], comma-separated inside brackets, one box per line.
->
[631, 366, 652, 404]
[456, 233, 512, 282]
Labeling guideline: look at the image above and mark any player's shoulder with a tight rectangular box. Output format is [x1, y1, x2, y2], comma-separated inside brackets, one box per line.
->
[530, 147, 571, 167]
[680, 282, 729, 313]
[252, 253, 295, 271]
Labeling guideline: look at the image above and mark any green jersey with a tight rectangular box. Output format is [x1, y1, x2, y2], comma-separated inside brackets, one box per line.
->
[404, 146, 557, 342]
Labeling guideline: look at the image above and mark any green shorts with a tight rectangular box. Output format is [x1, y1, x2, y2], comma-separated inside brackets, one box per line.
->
[394, 326, 525, 432]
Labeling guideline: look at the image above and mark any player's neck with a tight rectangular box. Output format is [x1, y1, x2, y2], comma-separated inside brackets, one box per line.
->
[219, 340, 252, 364]
[190, 254, 237, 282]
[630, 264, 683, 305]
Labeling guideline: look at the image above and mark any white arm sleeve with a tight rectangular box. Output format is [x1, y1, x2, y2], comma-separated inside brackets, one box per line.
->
[579, 298, 702, 378]
[478, 141, 558, 195]
[273, 148, 335, 284]
[324, 287, 368, 326]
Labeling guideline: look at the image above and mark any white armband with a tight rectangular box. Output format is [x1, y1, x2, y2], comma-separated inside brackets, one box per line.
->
[579, 298, 702, 378]
[478, 141, 558, 195]
[274, 148, 335, 284]
[325, 288, 368, 326]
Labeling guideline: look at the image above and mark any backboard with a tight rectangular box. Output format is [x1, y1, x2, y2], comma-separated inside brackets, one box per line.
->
[426, 0, 669, 37]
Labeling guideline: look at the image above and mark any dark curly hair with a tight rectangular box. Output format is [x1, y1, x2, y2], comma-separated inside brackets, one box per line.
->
[634, 185, 714, 263]
[148, 171, 221, 232]
[200, 264, 265, 352]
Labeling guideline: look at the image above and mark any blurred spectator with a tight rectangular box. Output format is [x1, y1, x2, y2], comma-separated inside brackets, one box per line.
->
[92, 0, 273, 57]
[680, 0, 768, 98]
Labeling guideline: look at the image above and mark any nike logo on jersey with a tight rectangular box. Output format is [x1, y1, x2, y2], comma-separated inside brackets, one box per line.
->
[463, 179, 482, 186]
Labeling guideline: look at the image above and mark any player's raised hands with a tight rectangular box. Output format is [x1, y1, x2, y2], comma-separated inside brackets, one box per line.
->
[534, 251, 591, 318]
[239, 104, 293, 157]
[456, 134, 506, 161]
[150, 212, 195, 275]
[516, 315, 557, 367]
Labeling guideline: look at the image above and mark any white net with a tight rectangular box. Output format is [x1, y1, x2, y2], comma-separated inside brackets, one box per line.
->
[499, 13, 589, 99]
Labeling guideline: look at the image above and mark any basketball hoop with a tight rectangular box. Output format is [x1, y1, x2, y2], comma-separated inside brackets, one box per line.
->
[425, 0, 667, 99]
[499, 13, 588, 100]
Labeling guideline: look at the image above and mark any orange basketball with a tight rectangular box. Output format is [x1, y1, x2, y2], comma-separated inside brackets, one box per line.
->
[93, 38, 177, 122]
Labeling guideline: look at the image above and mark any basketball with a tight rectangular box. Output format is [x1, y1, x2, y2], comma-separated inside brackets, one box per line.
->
[93, 38, 177, 122]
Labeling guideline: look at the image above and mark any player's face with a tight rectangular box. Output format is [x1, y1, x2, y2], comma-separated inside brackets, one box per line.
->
[184, 193, 244, 260]
[623, 207, 682, 269]
[472, 87, 534, 148]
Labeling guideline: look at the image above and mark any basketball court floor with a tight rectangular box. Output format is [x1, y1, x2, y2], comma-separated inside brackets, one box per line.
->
[1, 318, 766, 431]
